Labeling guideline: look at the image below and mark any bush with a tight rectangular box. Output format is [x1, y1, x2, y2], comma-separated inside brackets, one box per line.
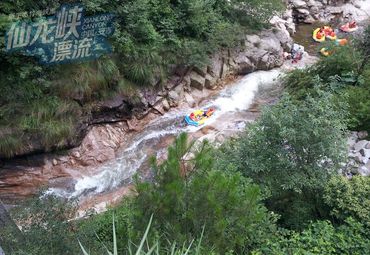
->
[253, 218, 370, 255]
[324, 176, 370, 226]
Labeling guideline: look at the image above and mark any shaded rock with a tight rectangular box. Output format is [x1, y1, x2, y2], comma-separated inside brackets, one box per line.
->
[358, 166, 370, 176]
[347, 135, 357, 150]
[221, 62, 230, 79]
[234, 55, 255, 75]
[205, 74, 217, 89]
[207, 54, 223, 78]
[184, 92, 196, 107]
[304, 15, 316, 24]
[193, 66, 207, 77]
[153, 103, 165, 115]
[358, 131, 368, 139]
[291, 0, 307, 8]
[162, 99, 170, 111]
[168, 90, 180, 107]
[189, 72, 205, 90]
[360, 148, 370, 159]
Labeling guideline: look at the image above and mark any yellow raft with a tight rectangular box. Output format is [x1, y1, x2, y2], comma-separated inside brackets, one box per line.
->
[320, 48, 331, 57]
[185, 109, 215, 127]
[313, 28, 325, 42]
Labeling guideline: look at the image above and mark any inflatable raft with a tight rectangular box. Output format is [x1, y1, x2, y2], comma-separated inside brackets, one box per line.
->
[340, 22, 358, 33]
[313, 28, 325, 42]
[185, 108, 215, 127]
[320, 48, 331, 57]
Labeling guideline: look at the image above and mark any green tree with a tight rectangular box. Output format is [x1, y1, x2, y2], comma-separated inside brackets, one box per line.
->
[217, 90, 348, 228]
[87, 133, 277, 254]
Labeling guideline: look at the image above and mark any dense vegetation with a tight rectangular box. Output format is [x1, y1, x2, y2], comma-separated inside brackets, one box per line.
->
[0, 0, 283, 158]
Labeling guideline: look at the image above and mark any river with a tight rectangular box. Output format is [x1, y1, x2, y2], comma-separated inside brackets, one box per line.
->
[42, 57, 317, 215]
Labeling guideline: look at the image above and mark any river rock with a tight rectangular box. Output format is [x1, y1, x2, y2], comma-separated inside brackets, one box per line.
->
[358, 131, 368, 139]
[168, 90, 180, 107]
[234, 55, 255, 75]
[258, 52, 284, 70]
[184, 92, 196, 107]
[205, 74, 217, 89]
[246, 34, 261, 45]
[207, 53, 223, 78]
[190, 71, 205, 90]
[358, 165, 370, 176]
[297, 8, 310, 16]
[291, 0, 307, 8]
[162, 98, 170, 111]
[354, 140, 369, 151]
[360, 148, 370, 159]
[304, 15, 316, 24]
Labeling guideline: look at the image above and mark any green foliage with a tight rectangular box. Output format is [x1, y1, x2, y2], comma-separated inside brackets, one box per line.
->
[216, 91, 348, 228]
[284, 45, 361, 99]
[253, 218, 370, 255]
[339, 81, 370, 132]
[0, 195, 80, 255]
[324, 176, 370, 226]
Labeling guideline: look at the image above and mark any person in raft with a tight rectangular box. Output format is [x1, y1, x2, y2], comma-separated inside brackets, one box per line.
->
[203, 108, 214, 117]
[316, 27, 325, 40]
[349, 21, 357, 28]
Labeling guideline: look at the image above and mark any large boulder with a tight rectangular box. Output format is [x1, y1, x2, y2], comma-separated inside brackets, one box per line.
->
[189, 71, 205, 90]
[233, 55, 255, 75]
[257, 52, 284, 70]
[205, 74, 218, 89]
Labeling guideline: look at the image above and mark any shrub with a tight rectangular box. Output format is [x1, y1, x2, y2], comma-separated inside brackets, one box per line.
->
[253, 218, 370, 255]
[324, 176, 370, 226]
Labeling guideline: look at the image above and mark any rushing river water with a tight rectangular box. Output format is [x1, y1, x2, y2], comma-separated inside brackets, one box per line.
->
[47, 69, 281, 204]
[43, 57, 317, 213]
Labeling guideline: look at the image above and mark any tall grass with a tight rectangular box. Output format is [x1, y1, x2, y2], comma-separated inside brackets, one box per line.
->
[79, 215, 205, 255]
